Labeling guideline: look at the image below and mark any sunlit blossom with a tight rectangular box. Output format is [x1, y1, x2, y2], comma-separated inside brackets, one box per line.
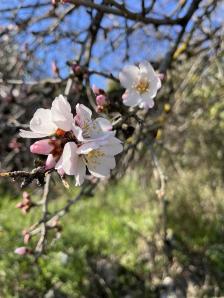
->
[20, 97, 123, 185]
[19, 95, 74, 138]
[55, 136, 123, 186]
[119, 61, 161, 109]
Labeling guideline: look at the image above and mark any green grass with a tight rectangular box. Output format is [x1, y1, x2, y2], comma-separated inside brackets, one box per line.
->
[0, 170, 224, 297]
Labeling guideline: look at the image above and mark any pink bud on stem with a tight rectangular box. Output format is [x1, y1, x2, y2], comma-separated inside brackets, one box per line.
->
[14, 246, 31, 256]
[96, 94, 106, 106]
[30, 139, 54, 155]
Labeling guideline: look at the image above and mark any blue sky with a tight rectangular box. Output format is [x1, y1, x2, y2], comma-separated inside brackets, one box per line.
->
[0, 0, 223, 88]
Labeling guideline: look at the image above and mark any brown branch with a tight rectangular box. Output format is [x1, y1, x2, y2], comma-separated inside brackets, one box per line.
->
[0, 167, 52, 188]
[70, 0, 185, 26]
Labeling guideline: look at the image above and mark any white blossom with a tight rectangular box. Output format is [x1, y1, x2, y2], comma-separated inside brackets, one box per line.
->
[73, 103, 114, 142]
[55, 136, 123, 186]
[19, 95, 74, 138]
[56, 103, 123, 185]
[119, 61, 161, 109]
[20, 97, 123, 186]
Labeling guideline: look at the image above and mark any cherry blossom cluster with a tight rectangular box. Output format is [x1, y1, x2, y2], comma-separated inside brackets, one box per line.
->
[19, 61, 161, 186]
[13, 60, 162, 256]
[20, 96, 123, 186]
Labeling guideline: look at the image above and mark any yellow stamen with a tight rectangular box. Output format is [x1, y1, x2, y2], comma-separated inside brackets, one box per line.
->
[134, 78, 150, 94]
[86, 150, 105, 165]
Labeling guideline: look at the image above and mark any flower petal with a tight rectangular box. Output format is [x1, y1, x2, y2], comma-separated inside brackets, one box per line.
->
[72, 124, 84, 142]
[139, 61, 161, 95]
[88, 156, 115, 178]
[141, 89, 157, 102]
[45, 154, 57, 170]
[75, 157, 86, 186]
[76, 142, 99, 155]
[30, 108, 56, 135]
[139, 98, 154, 109]
[139, 61, 156, 77]
[75, 103, 92, 128]
[119, 65, 139, 88]
[19, 130, 49, 138]
[157, 77, 162, 89]
[100, 140, 123, 156]
[122, 90, 140, 107]
[51, 95, 73, 131]
[55, 142, 78, 175]
[94, 117, 112, 131]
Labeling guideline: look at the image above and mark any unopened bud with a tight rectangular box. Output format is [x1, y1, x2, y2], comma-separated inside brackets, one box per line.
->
[14, 246, 29, 256]
[96, 94, 106, 106]
[30, 139, 54, 155]
[23, 232, 31, 244]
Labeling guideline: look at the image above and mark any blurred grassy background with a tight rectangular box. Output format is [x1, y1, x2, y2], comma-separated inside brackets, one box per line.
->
[1, 167, 224, 297]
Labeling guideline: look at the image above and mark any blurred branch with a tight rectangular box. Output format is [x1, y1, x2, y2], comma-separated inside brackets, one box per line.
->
[70, 0, 187, 25]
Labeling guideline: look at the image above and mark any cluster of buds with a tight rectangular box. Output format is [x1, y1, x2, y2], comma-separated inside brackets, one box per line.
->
[92, 85, 108, 113]
[16, 192, 33, 214]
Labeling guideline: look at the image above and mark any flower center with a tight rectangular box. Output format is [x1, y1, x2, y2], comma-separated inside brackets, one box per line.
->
[86, 149, 105, 165]
[134, 78, 150, 94]
[82, 121, 101, 139]
[82, 121, 91, 138]
[55, 128, 66, 137]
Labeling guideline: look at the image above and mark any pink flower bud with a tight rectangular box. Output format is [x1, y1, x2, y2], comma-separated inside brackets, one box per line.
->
[96, 94, 106, 106]
[14, 247, 28, 256]
[23, 232, 31, 244]
[45, 154, 57, 170]
[30, 139, 54, 155]
[8, 138, 21, 152]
